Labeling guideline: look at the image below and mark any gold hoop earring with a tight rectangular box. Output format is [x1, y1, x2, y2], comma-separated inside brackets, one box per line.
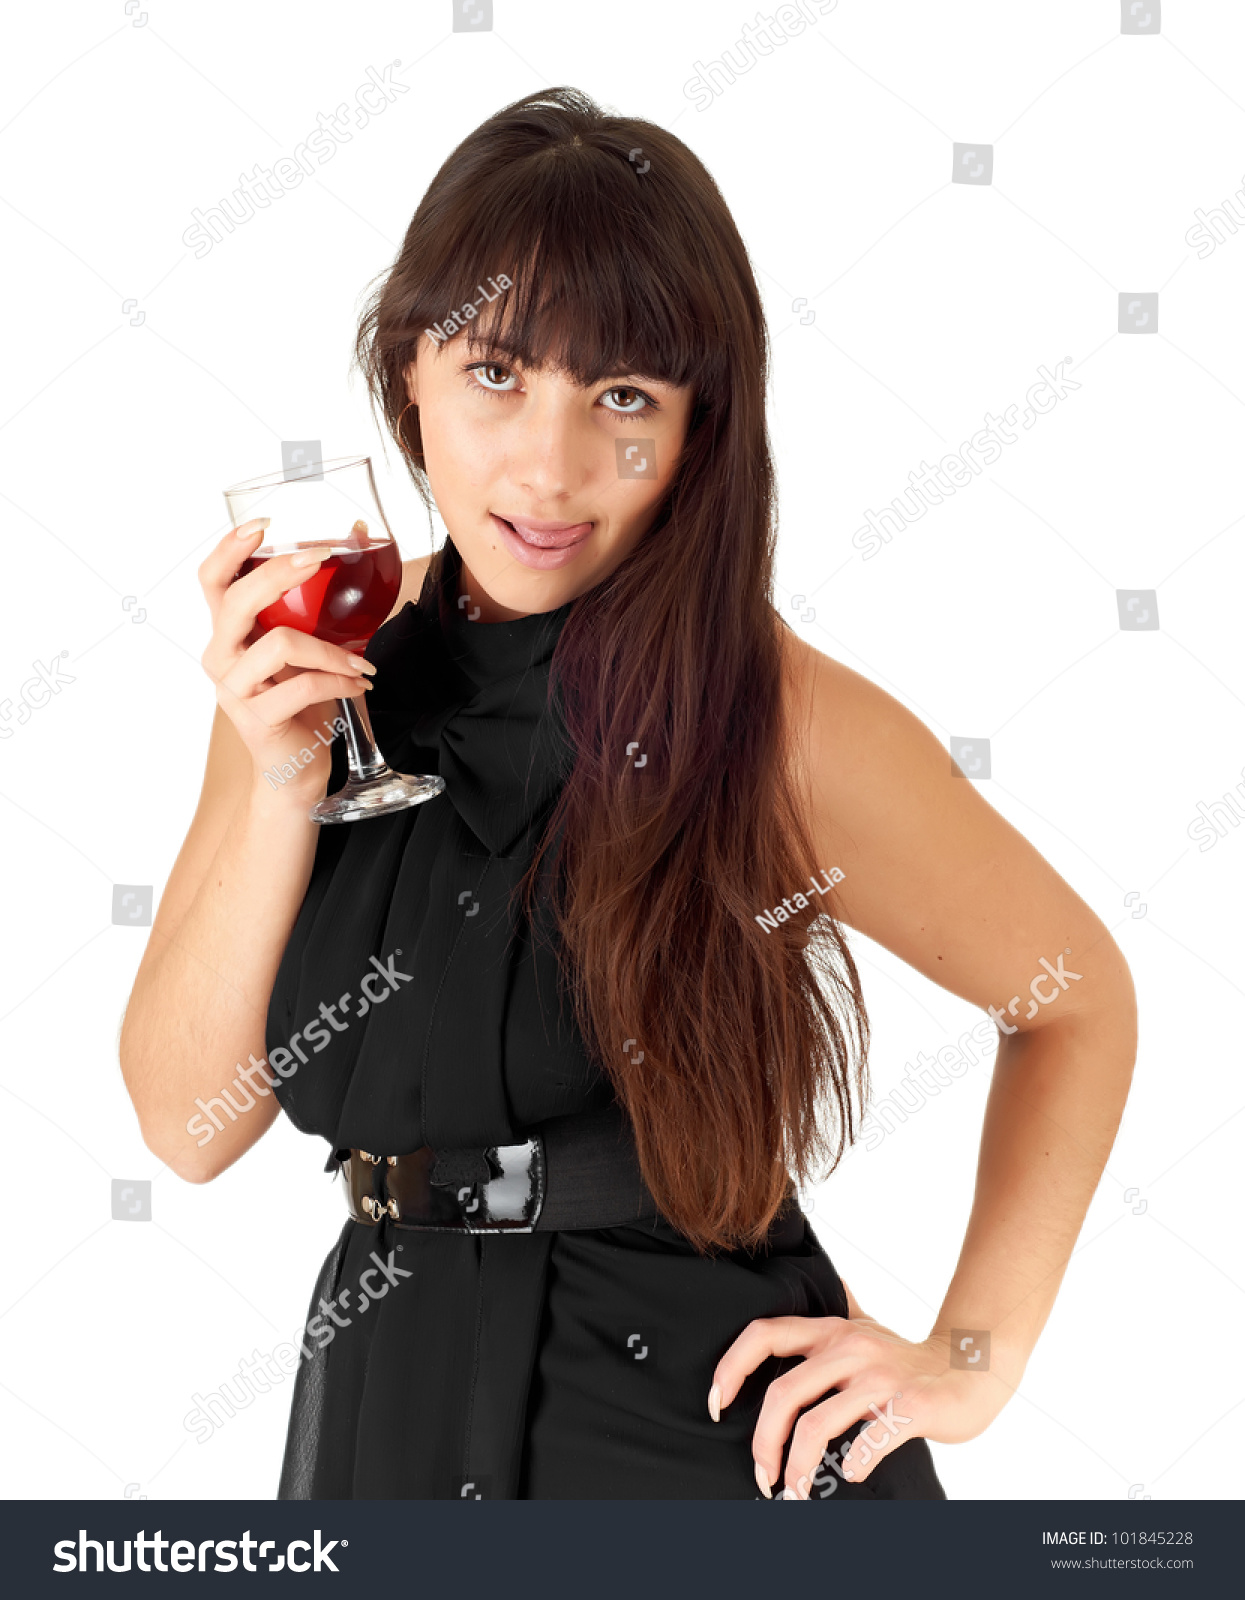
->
[395, 399, 419, 456]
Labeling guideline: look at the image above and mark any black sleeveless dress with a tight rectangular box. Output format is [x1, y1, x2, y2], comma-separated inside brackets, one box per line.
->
[266, 536, 946, 1501]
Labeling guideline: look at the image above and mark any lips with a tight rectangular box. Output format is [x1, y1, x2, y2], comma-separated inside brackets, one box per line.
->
[496, 515, 592, 549]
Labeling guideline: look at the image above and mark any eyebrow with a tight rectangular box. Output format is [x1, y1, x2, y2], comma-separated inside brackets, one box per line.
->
[461, 339, 672, 388]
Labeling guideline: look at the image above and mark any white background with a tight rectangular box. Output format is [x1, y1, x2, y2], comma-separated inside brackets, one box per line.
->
[0, 0, 1241, 1502]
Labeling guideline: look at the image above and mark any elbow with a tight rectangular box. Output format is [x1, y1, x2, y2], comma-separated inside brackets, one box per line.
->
[121, 1045, 227, 1185]
[1074, 938, 1138, 1053]
[138, 1119, 224, 1185]
[167, 1151, 222, 1186]
[1107, 957, 1139, 1060]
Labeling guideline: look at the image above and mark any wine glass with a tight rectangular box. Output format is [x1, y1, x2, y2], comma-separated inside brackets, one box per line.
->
[223, 453, 445, 825]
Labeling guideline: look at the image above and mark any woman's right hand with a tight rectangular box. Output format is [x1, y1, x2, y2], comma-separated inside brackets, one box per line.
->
[198, 518, 377, 803]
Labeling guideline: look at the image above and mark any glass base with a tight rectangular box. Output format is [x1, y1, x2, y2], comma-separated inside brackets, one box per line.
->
[310, 767, 445, 825]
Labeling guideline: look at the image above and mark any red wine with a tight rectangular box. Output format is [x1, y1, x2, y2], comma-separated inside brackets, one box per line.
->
[237, 522, 401, 650]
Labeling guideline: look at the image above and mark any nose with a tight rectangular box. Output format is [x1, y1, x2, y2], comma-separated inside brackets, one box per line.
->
[510, 391, 590, 504]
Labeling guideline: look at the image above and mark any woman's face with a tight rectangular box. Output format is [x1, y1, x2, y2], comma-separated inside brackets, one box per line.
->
[405, 332, 694, 622]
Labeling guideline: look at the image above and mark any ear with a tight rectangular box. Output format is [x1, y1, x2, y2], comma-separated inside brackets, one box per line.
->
[404, 358, 419, 408]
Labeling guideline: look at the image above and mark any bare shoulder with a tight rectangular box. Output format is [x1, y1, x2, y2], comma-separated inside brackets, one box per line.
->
[776, 624, 917, 844]
[383, 551, 434, 625]
[778, 625, 890, 786]
[775, 621, 1131, 1024]
[776, 625, 931, 877]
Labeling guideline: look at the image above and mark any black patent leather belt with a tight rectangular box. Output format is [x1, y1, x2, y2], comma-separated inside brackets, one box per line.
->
[333, 1101, 664, 1234]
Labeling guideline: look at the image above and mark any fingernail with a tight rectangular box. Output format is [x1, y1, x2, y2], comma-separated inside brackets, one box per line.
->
[291, 550, 323, 567]
[707, 1384, 721, 1423]
[237, 518, 270, 537]
[754, 1460, 772, 1499]
[347, 656, 376, 673]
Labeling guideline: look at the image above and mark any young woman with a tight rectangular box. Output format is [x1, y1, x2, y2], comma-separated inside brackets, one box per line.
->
[120, 87, 1137, 1501]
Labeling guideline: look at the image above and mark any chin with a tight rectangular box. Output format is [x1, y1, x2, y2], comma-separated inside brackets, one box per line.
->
[457, 521, 606, 615]
[489, 568, 582, 616]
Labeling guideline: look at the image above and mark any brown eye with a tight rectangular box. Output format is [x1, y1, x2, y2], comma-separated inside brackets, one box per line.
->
[601, 385, 650, 414]
[469, 362, 518, 392]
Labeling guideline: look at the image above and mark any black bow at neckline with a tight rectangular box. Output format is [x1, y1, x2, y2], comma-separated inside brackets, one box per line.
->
[362, 536, 577, 858]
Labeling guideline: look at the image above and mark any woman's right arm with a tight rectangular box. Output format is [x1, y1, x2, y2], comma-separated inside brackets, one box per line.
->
[118, 519, 382, 1184]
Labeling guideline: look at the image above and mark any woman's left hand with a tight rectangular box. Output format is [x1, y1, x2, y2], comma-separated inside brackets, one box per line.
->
[709, 1280, 1013, 1498]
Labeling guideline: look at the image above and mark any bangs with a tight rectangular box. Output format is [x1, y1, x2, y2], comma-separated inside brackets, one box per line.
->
[407, 140, 727, 398]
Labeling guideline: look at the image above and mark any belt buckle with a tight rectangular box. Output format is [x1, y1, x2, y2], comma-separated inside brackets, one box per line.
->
[345, 1138, 546, 1233]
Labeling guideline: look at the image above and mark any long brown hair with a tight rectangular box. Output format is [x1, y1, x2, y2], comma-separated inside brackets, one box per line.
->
[355, 87, 869, 1253]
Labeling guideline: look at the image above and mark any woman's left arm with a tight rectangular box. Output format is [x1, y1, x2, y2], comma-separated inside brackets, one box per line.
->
[710, 642, 1138, 1497]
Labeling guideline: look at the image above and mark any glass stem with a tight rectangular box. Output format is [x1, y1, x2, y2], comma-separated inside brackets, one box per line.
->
[338, 694, 386, 783]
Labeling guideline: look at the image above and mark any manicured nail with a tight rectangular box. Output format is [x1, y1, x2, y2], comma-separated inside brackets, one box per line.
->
[291, 550, 323, 567]
[237, 517, 270, 537]
[347, 656, 376, 673]
[707, 1384, 721, 1423]
[754, 1460, 772, 1498]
